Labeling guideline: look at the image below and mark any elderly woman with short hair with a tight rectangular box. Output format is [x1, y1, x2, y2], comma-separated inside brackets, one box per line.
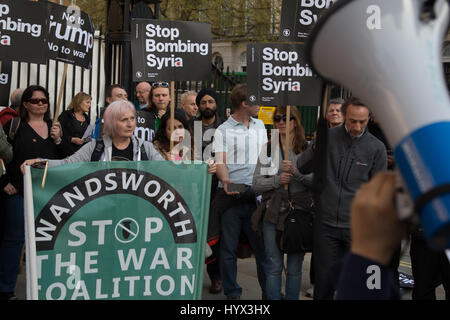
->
[24, 100, 164, 167]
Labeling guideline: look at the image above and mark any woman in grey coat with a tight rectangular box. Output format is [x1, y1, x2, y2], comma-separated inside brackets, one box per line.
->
[252, 106, 313, 300]
[23, 100, 164, 168]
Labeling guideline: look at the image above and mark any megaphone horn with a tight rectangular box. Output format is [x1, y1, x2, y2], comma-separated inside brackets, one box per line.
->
[307, 0, 450, 250]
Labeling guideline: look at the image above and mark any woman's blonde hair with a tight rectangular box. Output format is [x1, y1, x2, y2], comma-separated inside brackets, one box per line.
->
[103, 100, 136, 138]
[67, 92, 92, 112]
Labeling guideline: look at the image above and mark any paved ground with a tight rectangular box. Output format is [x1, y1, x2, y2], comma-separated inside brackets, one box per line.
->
[15, 246, 446, 300]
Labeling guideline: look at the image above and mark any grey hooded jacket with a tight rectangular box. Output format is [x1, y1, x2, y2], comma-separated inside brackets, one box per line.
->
[46, 135, 164, 167]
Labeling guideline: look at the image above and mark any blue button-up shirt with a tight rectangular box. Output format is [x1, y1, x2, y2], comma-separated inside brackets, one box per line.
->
[213, 115, 268, 186]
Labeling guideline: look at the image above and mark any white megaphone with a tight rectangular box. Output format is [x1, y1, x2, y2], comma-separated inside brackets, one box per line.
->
[307, 0, 450, 250]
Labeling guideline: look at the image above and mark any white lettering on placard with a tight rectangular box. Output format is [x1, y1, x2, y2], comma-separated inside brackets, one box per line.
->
[0, 4, 10, 17]
[0, 34, 10, 46]
[260, 46, 313, 94]
[146, 24, 180, 40]
[262, 78, 301, 94]
[300, 0, 335, 9]
[48, 14, 93, 53]
[143, 22, 210, 70]
[146, 53, 183, 70]
[0, 73, 8, 84]
[298, 0, 337, 26]
[0, 3, 42, 38]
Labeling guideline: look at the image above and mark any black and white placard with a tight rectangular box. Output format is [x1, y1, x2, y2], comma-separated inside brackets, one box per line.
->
[0, 60, 11, 106]
[0, 0, 94, 68]
[0, 0, 46, 64]
[45, 2, 95, 69]
[280, 0, 337, 41]
[247, 43, 322, 106]
[131, 19, 211, 82]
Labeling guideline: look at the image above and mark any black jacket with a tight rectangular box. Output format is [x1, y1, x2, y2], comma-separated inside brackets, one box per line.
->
[299, 125, 387, 228]
[0, 119, 71, 194]
[58, 109, 90, 155]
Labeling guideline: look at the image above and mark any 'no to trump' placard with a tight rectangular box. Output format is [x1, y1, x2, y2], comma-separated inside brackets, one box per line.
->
[0, 0, 94, 68]
[131, 19, 211, 81]
[280, 0, 337, 41]
[246, 43, 322, 106]
[24, 161, 211, 300]
[45, 2, 94, 69]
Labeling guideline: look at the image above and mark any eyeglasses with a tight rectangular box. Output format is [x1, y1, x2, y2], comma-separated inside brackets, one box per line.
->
[152, 82, 169, 88]
[273, 115, 294, 123]
[27, 98, 48, 105]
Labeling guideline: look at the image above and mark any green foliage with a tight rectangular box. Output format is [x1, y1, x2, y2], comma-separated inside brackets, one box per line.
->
[159, 0, 281, 41]
[74, 0, 281, 41]
[77, 0, 107, 31]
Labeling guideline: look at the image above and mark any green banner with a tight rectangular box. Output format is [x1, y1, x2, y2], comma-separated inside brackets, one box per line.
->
[26, 161, 211, 300]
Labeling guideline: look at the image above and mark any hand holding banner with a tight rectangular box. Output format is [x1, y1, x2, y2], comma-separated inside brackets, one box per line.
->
[25, 161, 212, 300]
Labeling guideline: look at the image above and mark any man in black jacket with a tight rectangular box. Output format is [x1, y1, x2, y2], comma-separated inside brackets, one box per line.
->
[300, 97, 387, 300]
[335, 171, 406, 300]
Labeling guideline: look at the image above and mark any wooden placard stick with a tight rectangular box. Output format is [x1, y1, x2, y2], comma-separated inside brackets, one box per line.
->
[284, 105, 291, 191]
[53, 63, 68, 123]
[41, 161, 49, 189]
[43, 62, 68, 188]
[169, 81, 176, 154]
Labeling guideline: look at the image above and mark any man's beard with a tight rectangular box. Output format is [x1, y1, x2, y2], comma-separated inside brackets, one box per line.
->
[201, 108, 215, 119]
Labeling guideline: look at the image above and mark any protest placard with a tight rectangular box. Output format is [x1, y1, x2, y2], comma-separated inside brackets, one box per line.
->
[45, 2, 95, 69]
[131, 19, 211, 82]
[0, 0, 46, 64]
[0, 60, 11, 106]
[246, 43, 322, 106]
[280, 0, 337, 41]
[24, 161, 212, 300]
[258, 107, 276, 125]
[0, 1, 94, 68]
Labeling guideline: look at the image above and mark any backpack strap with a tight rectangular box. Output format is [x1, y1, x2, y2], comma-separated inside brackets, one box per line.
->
[91, 138, 149, 161]
[8, 117, 21, 141]
[90, 139, 105, 161]
[140, 144, 148, 161]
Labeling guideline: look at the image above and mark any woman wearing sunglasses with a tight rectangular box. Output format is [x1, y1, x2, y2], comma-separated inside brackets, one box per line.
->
[252, 106, 313, 300]
[0, 85, 70, 300]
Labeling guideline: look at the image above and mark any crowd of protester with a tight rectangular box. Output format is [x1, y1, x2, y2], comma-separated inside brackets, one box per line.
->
[0, 81, 448, 301]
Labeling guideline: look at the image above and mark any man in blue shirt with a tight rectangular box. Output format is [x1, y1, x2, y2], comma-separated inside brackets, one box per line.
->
[213, 84, 268, 300]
